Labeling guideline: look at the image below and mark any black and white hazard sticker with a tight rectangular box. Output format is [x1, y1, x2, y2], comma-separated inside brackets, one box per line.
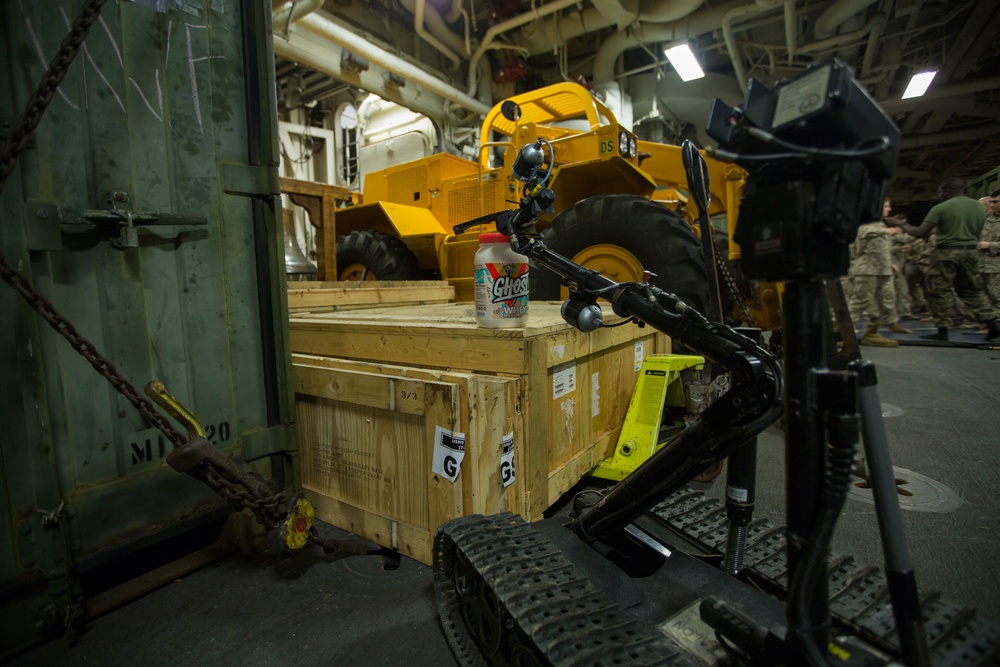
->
[432, 426, 466, 483]
[499, 432, 515, 488]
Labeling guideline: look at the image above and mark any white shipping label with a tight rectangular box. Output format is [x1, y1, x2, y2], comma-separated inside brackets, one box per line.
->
[634, 341, 645, 371]
[591, 372, 601, 418]
[552, 362, 577, 399]
[726, 485, 749, 503]
[500, 432, 516, 488]
[431, 426, 466, 483]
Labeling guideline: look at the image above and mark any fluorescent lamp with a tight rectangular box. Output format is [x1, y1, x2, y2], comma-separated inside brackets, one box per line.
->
[901, 70, 937, 99]
[664, 43, 705, 82]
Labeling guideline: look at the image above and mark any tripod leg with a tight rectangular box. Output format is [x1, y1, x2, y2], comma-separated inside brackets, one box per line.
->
[848, 359, 931, 667]
[723, 440, 757, 575]
[724, 327, 762, 575]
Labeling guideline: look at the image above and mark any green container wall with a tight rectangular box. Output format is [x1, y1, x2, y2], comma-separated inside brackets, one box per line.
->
[0, 0, 293, 650]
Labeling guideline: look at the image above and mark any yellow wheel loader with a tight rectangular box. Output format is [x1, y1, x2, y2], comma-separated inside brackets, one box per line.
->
[332, 82, 781, 330]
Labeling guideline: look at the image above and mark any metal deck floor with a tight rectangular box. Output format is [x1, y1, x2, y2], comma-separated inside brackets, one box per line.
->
[10, 336, 1000, 666]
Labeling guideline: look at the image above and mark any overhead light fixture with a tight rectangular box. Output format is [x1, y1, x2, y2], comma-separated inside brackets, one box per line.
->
[663, 43, 705, 82]
[901, 70, 937, 99]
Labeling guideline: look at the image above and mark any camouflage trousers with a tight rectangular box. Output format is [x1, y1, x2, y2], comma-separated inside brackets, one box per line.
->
[926, 249, 998, 328]
[985, 272, 1000, 311]
[847, 274, 897, 325]
[905, 271, 927, 310]
[893, 273, 912, 317]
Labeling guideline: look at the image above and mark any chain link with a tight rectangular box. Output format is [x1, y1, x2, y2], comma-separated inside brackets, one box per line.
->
[0, 0, 110, 190]
[717, 252, 759, 327]
[1, 258, 189, 447]
[197, 466, 291, 526]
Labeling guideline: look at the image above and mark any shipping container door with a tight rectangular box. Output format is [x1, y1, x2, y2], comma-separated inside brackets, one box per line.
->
[0, 0, 292, 654]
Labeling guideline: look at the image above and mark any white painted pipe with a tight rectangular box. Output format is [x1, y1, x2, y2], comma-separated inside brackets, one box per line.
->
[722, 0, 782, 95]
[796, 12, 883, 55]
[784, 0, 796, 64]
[298, 11, 490, 116]
[273, 30, 450, 125]
[639, 0, 709, 23]
[814, 0, 880, 39]
[401, 0, 468, 70]
[592, 0, 746, 83]
[443, 0, 463, 24]
[271, 0, 323, 36]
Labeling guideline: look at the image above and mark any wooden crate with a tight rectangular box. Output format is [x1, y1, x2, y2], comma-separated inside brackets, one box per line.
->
[290, 302, 670, 522]
[293, 355, 521, 565]
[287, 280, 454, 314]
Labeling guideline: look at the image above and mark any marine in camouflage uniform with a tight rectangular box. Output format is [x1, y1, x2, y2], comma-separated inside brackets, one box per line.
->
[847, 221, 898, 323]
[888, 226, 912, 318]
[846, 198, 910, 345]
[978, 192, 1000, 310]
[891, 178, 1000, 341]
[903, 235, 928, 313]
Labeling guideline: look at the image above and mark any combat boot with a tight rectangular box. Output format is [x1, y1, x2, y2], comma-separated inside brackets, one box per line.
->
[986, 320, 1000, 341]
[921, 327, 949, 341]
[888, 322, 912, 334]
[860, 321, 899, 347]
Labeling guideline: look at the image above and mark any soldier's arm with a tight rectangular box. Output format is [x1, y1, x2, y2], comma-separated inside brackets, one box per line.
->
[900, 219, 935, 239]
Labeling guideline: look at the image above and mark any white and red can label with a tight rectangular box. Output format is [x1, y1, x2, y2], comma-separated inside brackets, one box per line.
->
[475, 261, 528, 325]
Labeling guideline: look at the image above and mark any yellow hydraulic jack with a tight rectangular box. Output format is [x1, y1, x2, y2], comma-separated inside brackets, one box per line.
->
[591, 355, 706, 481]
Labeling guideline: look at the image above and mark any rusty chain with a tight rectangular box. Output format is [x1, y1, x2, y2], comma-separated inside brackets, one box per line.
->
[0, 0, 109, 189]
[717, 251, 759, 327]
[0, 0, 297, 536]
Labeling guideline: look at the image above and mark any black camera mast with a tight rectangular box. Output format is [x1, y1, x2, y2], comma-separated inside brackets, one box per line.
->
[704, 58, 927, 665]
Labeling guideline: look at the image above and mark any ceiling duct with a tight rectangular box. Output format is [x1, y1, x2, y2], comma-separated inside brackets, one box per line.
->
[813, 0, 880, 39]
[591, 0, 747, 83]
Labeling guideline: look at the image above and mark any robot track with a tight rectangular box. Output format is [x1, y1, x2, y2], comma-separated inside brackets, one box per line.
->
[434, 489, 1000, 666]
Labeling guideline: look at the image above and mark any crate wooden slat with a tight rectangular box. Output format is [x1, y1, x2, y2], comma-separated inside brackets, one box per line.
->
[290, 302, 670, 521]
[287, 280, 454, 313]
[294, 356, 521, 565]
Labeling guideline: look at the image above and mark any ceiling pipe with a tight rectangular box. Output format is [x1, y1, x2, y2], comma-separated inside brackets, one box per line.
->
[860, 12, 885, 78]
[813, 0, 879, 40]
[271, 0, 324, 37]
[443, 0, 463, 24]
[900, 124, 1000, 150]
[467, 0, 580, 96]
[592, 0, 640, 28]
[873, 0, 922, 100]
[594, 0, 708, 25]
[591, 0, 748, 83]
[524, 0, 748, 64]
[406, 0, 463, 69]
[272, 33, 449, 126]
[939, 0, 998, 83]
[784, 0, 796, 65]
[296, 11, 490, 116]
[416, 0, 461, 67]
[640, 0, 708, 22]
[879, 75, 1000, 112]
[722, 0, 783, 95]
[797, 12, 883, 55]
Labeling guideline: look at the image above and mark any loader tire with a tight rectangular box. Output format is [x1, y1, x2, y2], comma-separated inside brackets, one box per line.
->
[336, 230, 421, 281]
[531, 195, 709, 314]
